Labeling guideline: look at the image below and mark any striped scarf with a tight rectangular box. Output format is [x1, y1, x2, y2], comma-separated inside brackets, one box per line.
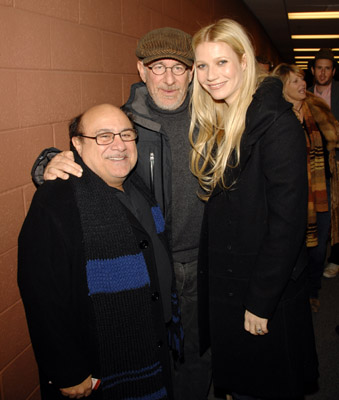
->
[70, 152, 168, 400]
[302, 101, 328, 247]
[306, 92, 339, 246]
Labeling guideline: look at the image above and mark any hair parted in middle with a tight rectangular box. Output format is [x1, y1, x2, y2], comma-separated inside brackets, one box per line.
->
[189, 18, 262, 198]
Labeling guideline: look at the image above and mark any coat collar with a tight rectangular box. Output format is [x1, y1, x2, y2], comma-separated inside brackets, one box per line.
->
[210, 77, 292, 199]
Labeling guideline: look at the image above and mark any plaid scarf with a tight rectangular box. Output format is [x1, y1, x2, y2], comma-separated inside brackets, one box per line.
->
[302, 101, 328, 247]
[305, 93, 339, 246]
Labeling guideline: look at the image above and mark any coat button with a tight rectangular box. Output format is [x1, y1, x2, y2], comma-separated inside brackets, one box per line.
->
[227, 244, 232, 250]
[151, 292, 160, 301]
[228, 292, 234, 297]
[226, 268, 233, 273]
[157, 340, 163, 348]
[139, 240, 149, 249]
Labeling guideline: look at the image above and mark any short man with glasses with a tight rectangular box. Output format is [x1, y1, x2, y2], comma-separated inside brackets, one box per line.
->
[31, 28, 211, 400]
[19, 104, 181, 400]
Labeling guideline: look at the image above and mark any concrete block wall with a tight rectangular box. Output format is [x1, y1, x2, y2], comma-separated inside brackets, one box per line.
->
[0, 1, 279, 398]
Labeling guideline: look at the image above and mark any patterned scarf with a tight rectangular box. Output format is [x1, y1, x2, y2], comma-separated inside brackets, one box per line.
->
[70, 152, 168, 400]
[302, 101, 328, 247]
[305, 92, 339, 246]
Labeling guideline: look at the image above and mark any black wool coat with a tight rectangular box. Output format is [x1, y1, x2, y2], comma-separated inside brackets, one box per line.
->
[18, 172, 175, 400]
[198, 78, 318, 399]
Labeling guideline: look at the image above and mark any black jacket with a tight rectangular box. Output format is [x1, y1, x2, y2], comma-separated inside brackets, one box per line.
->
[198, 77, 318, 398]
[18, 172, 175, 399]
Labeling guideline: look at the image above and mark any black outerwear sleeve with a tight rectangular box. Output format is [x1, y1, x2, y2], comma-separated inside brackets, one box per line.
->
[18, 180, 94, 388]
[197, 206, 210, 356]
[243, 110, 308, 319]
[31, 147, 61, 187]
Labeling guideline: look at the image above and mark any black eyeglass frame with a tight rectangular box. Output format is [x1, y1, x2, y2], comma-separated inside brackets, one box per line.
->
[76, 128, 138, 145]
[147, 63, 189, 76]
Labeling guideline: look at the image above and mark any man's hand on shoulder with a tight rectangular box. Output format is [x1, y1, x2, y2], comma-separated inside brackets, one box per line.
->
[44, 151, 83, 181]
[60, 374, 92, 398]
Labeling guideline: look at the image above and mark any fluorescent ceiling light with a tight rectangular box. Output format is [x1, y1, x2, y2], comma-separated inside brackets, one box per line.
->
[294, 48, 319, 52]
[288, 12, 339, 19]
[292, 35, 339, 39]
[294, 48, 339, 51]
[295, 56, 314, 59]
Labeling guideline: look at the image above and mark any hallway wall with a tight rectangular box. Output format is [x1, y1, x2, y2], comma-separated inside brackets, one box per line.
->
[0, 1, 279, 399]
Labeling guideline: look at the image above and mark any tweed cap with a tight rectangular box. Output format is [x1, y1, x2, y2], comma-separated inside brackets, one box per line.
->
[136, 27, 194, 67]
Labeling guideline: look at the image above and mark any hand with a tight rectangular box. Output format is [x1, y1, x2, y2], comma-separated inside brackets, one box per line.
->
[60, 375, 92, 398]
[244, 309, 268, 336]
[44, 151, 82, 181]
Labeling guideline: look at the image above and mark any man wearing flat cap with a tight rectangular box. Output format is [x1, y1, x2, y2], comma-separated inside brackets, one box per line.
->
[30, 27, 211, 400]
[309, 48, 339, 282]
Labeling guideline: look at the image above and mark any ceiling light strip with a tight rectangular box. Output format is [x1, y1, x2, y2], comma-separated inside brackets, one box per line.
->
[293, 48, 320, 52]
[295, 56, 315, 59]
[292, 35, 339, 39]
[288, 12, 339, 20]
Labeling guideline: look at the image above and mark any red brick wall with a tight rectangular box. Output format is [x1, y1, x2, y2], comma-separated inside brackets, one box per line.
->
[0, 1, 279, 399]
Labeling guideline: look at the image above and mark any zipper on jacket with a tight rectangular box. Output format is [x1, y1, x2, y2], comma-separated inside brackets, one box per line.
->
[149, 152, 155, 195]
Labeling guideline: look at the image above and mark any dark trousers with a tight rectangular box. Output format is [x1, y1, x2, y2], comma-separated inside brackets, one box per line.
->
[173, 260, 212, 400]
[307, 181, 331, 298]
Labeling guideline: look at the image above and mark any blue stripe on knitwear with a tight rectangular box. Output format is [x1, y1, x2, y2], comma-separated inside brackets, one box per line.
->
[151, 206, 165, 234]
[104, 366, 163, 390]
[86, 253, 150, 295]
[101, 362, 167, 398]
[101, 362, 161, 383]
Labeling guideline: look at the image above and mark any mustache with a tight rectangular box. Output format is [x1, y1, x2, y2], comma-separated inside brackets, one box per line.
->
[158, 85, 181, 90]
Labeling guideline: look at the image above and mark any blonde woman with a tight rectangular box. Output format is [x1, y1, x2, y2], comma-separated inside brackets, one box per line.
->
[189, 19, 318, 400]
[273, 63, 339, 313]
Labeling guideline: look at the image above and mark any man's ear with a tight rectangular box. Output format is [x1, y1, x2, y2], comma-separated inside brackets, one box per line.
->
[137, 60, 146, 83]
[72, 136, 82, 155]
[311, 66, 315, 76]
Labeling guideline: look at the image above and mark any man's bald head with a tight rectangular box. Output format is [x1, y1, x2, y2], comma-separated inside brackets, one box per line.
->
[70, 104, 138, 190]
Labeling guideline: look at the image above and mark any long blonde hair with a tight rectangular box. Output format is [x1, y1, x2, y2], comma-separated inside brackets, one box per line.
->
[189, 19, 260, 198]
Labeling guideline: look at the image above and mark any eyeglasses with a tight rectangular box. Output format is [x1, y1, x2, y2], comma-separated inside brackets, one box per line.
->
[76, 129, 138, 145]
[147, 63, 189, 76]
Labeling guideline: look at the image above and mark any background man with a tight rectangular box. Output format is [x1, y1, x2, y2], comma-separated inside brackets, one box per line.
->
[31, 28, 211, 400]
[309, 48, 339, 280]
[256, 55, 272, 73]
[19, 105, 180, 400]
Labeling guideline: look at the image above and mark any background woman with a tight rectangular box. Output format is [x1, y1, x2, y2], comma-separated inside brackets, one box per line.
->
[189, 19, 318, 400]
[273, 63, 339, 313]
